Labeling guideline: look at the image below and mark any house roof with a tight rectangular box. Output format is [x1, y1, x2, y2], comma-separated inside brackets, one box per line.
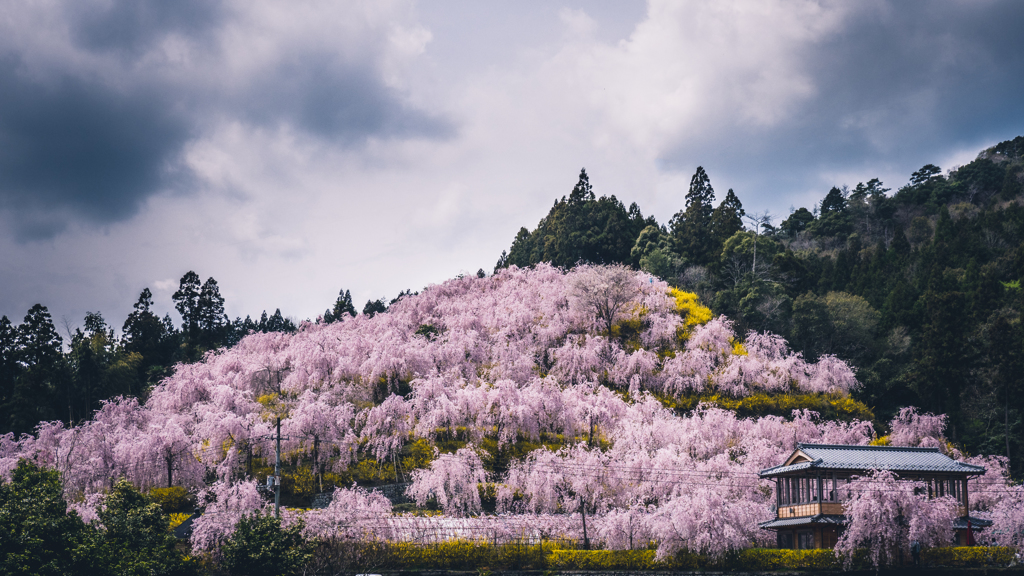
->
[953, 516, 994, 529]
[759, 443, 986, 478]
[758, 514, 847, 530]
[758, 513, 992, 531]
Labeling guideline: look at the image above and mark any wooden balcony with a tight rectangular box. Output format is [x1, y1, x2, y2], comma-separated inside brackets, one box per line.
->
[778, 501, 845, 518]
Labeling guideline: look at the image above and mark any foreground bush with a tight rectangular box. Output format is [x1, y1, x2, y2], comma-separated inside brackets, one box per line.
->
[549, 548, 842, 571]
[0, 461, 101, 575]
[1, 461, 196, 576]
[221, 513, 312, 576]
[922, 546, 1016, 567]
[389, 540, 554, 570]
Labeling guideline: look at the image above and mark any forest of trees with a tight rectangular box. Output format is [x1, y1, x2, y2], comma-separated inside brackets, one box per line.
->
[0, 268, 421, 437]
[498, 136, 1024, 477]
[1, 136, 1023, 575]
[0, 272, 306, 435]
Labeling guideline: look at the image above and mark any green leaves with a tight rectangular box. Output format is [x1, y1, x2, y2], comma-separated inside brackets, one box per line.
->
[221, 513, 312, 576]
[0, 460, 99, 576]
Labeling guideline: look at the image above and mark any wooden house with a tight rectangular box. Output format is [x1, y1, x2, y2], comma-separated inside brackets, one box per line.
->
[758, 443, 991, 550]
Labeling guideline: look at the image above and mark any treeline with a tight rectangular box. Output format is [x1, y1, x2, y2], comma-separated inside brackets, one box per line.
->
[498, 136, 1024, 476]
[0, 263, 419, 436]
[0, 271, 306, 435]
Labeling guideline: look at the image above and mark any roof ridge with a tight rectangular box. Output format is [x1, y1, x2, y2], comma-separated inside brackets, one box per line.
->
[797, 442, 941, 453]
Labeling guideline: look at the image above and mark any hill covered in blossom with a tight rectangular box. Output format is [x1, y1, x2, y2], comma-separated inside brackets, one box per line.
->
[2, 264, 1022, 560]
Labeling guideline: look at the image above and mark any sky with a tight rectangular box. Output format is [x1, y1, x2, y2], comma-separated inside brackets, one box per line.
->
[1, 0, 1023, 334]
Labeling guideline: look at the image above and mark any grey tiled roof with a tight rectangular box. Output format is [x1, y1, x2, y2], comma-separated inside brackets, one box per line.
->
[759, 443, 986, 477]
[953, 516, 993, 529]
[758, 514, 847, 529]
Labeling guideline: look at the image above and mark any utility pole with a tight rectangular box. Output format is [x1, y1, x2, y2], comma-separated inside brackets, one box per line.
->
[275, 417, 281, 517]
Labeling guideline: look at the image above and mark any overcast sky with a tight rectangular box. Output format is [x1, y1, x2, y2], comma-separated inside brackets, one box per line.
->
[2, 0, 1023, 334]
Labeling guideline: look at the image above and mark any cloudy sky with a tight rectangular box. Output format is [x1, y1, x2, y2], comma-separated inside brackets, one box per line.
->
[2, 0, 1023, 333]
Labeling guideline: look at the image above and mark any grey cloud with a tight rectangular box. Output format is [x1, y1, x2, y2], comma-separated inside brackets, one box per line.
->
[659, 0, 1024, 199]
[0, 57, 192, 240]
[66, 0, 225, 58]
[241, 53, 454, 143]
[0, 1, 452, 240]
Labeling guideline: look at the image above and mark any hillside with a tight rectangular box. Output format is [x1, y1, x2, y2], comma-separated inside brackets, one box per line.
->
[2, 263, 1022, 565]
[499, 136, 1024, 475]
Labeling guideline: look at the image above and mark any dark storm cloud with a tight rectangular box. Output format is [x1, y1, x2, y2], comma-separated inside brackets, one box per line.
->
[0, 0, 452, 241]
[243, 53, 453, 143]
[66, 0, 225, 57]
[0, 57, 191, 240]
[660, 0, 1024, 196]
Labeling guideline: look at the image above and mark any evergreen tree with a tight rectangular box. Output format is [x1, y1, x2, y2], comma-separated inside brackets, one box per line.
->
[363, 298, 387, 318]
[0, 460, 102, 575]
[819, 186, 848, 215]
[98, 480, 198, 576]
[0, 317, 20, 422]
[198, 277, 227, 348]
[501, 168, 652, 268]
[122, 288, 173, 372]
[710, 188, 745, 247]
[7, 305, 65, 433]
[324, 289, 356, 322]
[172, 271, 202, 346]
[669, 166, 717, 265]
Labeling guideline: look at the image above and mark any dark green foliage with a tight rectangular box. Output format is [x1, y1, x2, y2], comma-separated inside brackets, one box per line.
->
[710, 188, 745, 246]
[0, 460, 101, 576]
[98, 480, 197, 576]
[4, 305, 67, 433]
[630, 225, 681, 280]
[0, 316, 18, 423]
[68, 312, 139, 420]
[495, 135, 1024, 476]
[991, 136, 1024, 159]
[221, 513, 312, 576]
[819, 186, 847, 215]
[197, 278, 227, 349]
[122, 289, 174, 372]
[501, 168, 654, 269]
[363, 298, 388, 318]
[3, 270, 309, 434]
[780, 207, 814, 236]
[670, 166, 718, 265]
[172, 271, 202, 345]
[0, 461, 196, 576]
[390, 289, 415, 306]
[172, 272, 230, 356]
[324, 289, 357, 323]
[239, 310, 298, 335]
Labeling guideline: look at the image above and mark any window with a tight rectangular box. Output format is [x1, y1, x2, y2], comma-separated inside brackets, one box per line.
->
[778, 532, 794, 549]
[798, 531, 814, 549]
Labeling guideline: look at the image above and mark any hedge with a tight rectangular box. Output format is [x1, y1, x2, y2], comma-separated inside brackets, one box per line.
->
[385, 540, 554, 570]
[534, 548, 844, 571]
[667, 392, 875, 422]
[922, 546, 1016, 567]
[305, 543, 1016, 572]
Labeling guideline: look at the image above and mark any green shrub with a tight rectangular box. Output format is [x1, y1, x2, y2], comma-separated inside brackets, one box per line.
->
[221, 513, 312, 576]
[548, 548, 844, 571]
[670, 392, 874, 422]
[149, 486, 193, 513]
[731, 548, 842, 570]
[387, 540, 553, 570]
[922, 546, 1015, 567]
